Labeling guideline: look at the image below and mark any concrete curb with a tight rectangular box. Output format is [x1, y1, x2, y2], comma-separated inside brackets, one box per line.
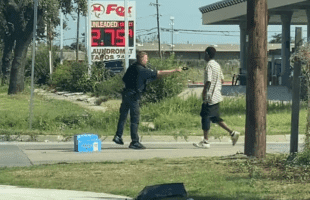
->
[0, 134, 306, 143]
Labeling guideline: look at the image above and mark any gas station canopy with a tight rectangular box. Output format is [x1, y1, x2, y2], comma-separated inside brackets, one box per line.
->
[199, 0, 310, 87]
[199, 0, 310, 25]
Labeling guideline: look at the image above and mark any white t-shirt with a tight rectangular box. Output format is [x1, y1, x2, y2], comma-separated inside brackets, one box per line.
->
[204, 59, 224, 105]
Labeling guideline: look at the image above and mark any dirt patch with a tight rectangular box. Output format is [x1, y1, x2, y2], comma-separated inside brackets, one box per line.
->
[34, 89, 121, 112]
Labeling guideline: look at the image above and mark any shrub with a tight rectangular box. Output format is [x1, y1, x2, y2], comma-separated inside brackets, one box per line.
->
[141, 54, 187, 104]
[299, 66, 308, 101]
[70, 62, 92, 92]
[90, 61, 116, 82]
[51, 61, 92, 92]
[51, 61, 118, 93]
[293, 149, 310, 166]
[89, 62, 121, 97]
[24, 43, 58, 85]
[92, 72, 124, 98]
[50, 61, 72, 90]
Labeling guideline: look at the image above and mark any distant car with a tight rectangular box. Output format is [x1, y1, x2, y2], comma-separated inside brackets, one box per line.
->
[103, 59, 136, 74]
[103, 60, 124, 74]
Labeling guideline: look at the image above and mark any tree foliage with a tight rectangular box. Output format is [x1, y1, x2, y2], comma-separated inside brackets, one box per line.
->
[0, 0, 88, 94]
[269, 33, 295, 44]
[269, 33, 282, 43]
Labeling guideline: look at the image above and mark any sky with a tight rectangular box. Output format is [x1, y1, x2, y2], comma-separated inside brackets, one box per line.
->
[54, 0, 308, 46]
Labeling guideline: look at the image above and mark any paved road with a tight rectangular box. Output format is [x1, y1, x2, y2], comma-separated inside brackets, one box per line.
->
[0, 142, 305, 168]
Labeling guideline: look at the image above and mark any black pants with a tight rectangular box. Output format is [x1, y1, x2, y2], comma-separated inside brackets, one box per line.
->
[200, 103, 223, 131]
[116, 89, 140, 142]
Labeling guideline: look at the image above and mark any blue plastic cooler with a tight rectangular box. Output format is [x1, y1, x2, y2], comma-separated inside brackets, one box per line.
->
[74, 134, 101, 152]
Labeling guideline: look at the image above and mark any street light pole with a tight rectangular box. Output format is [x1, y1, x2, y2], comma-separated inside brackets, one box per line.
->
[60, 9, 63, 65]
[170, 16, 174, 53]
[85, 15, 87, 60]
[87, 0, 92, 76]
[124, 0, 129, 70]
[29, 0, 38, 130]
[76, 3, 80, 62]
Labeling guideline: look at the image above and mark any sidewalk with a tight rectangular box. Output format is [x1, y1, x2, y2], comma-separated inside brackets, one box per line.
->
[0, 185, 132, 200]
[0, 134, 305, 143]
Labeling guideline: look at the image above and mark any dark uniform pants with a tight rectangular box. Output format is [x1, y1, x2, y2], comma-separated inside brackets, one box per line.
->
[116, 89, 140, 142]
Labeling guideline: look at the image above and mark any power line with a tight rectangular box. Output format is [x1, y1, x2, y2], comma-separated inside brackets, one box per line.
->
[137, 14, 179, 20]
[136, 31, 158, 37]
[136, 14, 159, 19]
[136, 27, 158, 33]
[137, 31, 288, 39]
[164, 28, 240, 33]
[136, 28, 308, 34]
[164, 32, 240, 37]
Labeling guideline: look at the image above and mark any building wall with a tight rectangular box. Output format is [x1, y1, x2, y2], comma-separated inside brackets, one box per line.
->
[58, 50, 241, 62]
[144, 50, 240, 61]
[215, 52, 240, 60]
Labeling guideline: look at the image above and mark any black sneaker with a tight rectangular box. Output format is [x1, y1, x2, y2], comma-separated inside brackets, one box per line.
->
[129, 141, 146, 149]
[113, 135, 124, 145]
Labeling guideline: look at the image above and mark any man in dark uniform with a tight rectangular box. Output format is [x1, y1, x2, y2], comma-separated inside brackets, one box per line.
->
[113, 51, 182, 149]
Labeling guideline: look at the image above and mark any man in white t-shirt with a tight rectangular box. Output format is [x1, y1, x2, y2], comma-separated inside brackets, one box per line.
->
[193, 47, 240, 149]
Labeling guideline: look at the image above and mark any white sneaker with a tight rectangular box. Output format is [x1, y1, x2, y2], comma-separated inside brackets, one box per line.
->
[193, 139, 210, 149]
[231, 131, 240, 146]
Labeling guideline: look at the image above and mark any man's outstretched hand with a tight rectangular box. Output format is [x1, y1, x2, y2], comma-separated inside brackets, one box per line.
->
[158, 67, 187, 78]
[175, 67, 188, 72]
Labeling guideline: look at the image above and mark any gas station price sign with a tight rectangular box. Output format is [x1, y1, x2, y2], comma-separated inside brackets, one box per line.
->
[91, 21, 134, 47]
[90, 1, 136, 62]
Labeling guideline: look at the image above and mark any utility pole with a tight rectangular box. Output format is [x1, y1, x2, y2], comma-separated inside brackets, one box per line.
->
[290, 27, 303, 154]
[150, 1, 162, 59]
[60, 9, 63, 65]
[76, 3, 80, 62]
[170, 16, 174, 53]
[245, 0, 268, 158]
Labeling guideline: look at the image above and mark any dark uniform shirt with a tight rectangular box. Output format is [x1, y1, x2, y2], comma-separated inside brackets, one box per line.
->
[122, 62, 157, 98]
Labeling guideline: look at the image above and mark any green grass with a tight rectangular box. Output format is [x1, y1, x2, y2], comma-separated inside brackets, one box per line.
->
[0, 85, 308, 139]
[0, 154, 309, 199]
[142, 94, 307, 138]
[0, 85, 121, 137]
